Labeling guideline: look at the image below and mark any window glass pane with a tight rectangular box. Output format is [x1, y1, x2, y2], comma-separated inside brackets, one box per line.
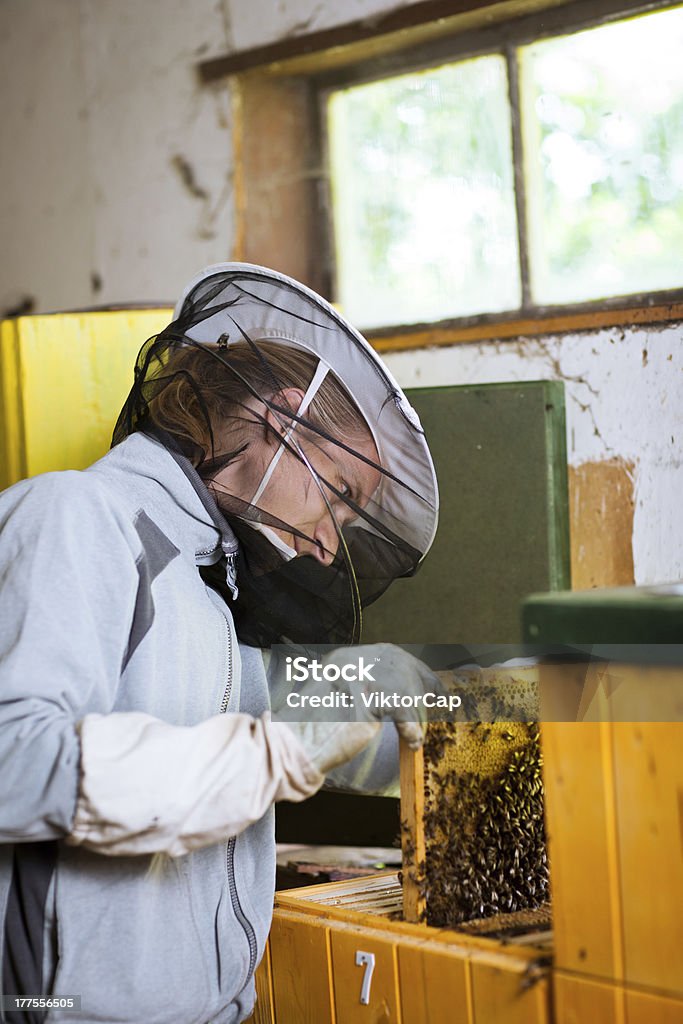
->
[328, 56, 521, 329]
[521, 7, 683, 306]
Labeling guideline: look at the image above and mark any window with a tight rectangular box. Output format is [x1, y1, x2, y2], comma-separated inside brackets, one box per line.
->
[329, 55, 521, 329]
[326, 4, 683, 331]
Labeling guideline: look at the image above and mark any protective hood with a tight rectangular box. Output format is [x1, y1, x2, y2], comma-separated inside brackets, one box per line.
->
[113, 262, 439, 646]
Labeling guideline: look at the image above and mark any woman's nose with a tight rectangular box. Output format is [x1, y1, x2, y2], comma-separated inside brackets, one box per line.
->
[312, 513, 341, 566]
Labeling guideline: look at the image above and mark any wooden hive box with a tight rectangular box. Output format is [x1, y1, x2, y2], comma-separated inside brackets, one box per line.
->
[252, 666, 554, 1024]
[253, 872, 553, 1024]
[541, 701, 683, 1021]
[524, 589, 683, 1024]
[250, 647, 683, 1024]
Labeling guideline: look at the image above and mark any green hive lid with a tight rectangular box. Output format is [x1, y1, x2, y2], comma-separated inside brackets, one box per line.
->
[522, 583, 683, 657]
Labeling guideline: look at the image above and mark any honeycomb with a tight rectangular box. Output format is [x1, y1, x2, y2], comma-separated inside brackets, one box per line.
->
[407, 667, 549, 928]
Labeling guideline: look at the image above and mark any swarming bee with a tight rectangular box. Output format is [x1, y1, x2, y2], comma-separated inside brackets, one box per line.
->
[418, 668, 549, 928]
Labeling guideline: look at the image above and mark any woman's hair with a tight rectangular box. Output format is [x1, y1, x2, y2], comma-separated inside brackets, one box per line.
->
[146, 339, 371, 465]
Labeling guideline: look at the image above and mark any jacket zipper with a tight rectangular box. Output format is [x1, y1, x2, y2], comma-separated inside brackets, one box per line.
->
[219, 608, 234, 713]
[217, 607, 258, 983]
[226, 838, 258, 983]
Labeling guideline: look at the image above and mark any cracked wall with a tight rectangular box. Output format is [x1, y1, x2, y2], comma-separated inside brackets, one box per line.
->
[383, 325, 683, 585]
[224, 0, 683, 588]
[223, 0, 429, 51]
[0, 0, 235, 313]
[1, 0, 680, 585]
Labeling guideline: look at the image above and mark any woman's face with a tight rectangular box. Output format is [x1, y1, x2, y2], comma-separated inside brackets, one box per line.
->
[254, 431, 381, 565]
[214, 388, 381, 565]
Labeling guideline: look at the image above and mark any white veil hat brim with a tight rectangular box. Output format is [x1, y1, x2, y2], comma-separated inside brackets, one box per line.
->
[173, 262, 439, 565]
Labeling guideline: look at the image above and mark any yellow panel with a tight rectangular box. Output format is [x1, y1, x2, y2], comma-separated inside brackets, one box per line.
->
[397, 943, 471, 1024]
[270, 912, 334, 1024]
[541, 719, 623, 979]
[626, 988, 683, 1024]
[554, 972, 624, 1024]
[1, 310, 171, 487]
[0, 318, 27, 489]
[330, 928, 400, 1024]
[613, 721, 683, 995]
[470, 959, 550, 1024]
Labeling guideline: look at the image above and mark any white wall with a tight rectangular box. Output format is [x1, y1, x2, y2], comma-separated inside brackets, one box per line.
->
[225, 0, 429, 50]
[1, 0, 681, 583]
[0, 0, 234, 314]
[223, 0, 683, 586]
[0, 0, 92, 315]
[383, 326, 683, 584]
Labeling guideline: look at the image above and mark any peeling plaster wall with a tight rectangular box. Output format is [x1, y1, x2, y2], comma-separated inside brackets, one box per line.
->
[224, 0, 683, 589]
[1, 0, 681, 585]
[224, 0, 432, 50]
[0, 0, 92, 315]
[78, 0, 234, 307]
[0, 0, 234, 313]
[383, 327, 683, 585]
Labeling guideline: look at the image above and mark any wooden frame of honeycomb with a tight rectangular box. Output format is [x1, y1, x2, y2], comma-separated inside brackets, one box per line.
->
[400, 666, 550, 933]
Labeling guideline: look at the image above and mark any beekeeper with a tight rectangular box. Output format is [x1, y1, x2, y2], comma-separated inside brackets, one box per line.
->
[0, 264, 439, 1024]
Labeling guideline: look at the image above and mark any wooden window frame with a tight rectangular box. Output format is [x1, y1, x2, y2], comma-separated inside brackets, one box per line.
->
[202, 0, 683, 351]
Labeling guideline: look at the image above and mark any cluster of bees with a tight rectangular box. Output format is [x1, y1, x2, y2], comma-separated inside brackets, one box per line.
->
[403, 672, 549, 929]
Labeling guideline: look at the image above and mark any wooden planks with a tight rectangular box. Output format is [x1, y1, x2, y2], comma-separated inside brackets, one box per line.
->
[399, 737, 425, 924]
[248, 942, 276, 1024]
[553, 972, 624, 1024]
[612, 722, 683, 994]
[541, 670, 683, 998]
[470, 958, 551, 1024]
[541, 720, 624, 980]
[397, 945, 471, 1024]
[268, 913, 335, 1024]
[330, 929, 401, 1023]
[625, 989, 683, 1024]
[270, 874, 551, 1024]
[568, 459, 635, 589]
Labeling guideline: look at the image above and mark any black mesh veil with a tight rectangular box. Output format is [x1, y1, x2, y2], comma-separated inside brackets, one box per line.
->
[112, 263, 439, 646]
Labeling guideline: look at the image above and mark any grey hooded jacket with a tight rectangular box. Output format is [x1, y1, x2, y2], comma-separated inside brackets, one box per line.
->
[0, 432, 398, 1024]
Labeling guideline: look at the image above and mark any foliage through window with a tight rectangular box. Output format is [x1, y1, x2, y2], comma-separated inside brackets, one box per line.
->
[326, 5, 683, 330]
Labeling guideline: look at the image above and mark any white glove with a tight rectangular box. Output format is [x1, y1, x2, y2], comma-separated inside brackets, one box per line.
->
[282, 719, 381, 777]
[68, 710, 327, 857]
[322, 643, 442, 748]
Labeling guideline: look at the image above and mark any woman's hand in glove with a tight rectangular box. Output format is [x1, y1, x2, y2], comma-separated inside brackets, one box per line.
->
[273, 644, 445, 775]
[318, 643, 443, 750]
[278, 719, 382, 777]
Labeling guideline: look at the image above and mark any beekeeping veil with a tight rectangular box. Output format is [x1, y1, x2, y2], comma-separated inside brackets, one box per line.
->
[113, 263, 439, 646]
